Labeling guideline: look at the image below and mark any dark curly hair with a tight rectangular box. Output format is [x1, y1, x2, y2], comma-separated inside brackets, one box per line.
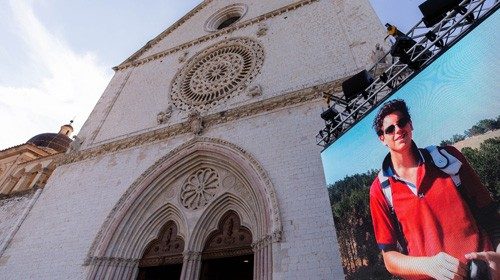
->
[373, 99, 411, 136]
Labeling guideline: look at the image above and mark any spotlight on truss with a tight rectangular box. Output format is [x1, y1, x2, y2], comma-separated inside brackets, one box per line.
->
[342, 70, 374, 102]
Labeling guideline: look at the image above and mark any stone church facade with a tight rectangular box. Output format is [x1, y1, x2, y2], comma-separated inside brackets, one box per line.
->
[0, 0, 384, 279]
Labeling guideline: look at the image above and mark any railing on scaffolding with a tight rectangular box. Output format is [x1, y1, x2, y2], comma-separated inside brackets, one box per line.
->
[316, 0, 499, 147]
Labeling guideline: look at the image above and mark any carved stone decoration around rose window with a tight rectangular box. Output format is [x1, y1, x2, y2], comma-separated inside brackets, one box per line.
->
[156, 105, 173, 125]
[246, 85, 262, 97]
[188, 111, 203, 135]
[178, 51, 189, 63]
[180, 167, 219, 210]
[256, 23, 268, 37]
[170, 38, 264, 112]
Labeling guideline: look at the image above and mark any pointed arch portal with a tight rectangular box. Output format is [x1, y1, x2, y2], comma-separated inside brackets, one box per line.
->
[137, 221, 185, 280]
[85, 138, 282, 280]
[200, 210, 253, 280]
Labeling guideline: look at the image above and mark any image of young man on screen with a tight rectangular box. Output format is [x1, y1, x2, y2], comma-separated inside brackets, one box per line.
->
[369, 99, 499, 279]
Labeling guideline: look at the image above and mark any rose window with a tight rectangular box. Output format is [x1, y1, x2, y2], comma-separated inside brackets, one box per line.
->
[180, 168, 220, 210]
[171, 38, 264, 111]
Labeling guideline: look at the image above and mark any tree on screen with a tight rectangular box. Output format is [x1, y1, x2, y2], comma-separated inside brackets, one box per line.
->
[461, 137, 500, 200]
[328, 170, 393, 279]
[441, 116, 500, 146]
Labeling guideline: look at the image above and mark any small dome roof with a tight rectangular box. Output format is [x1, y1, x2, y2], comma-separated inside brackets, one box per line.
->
[26, 122, 74, 153]
[27, 133, 72, 153]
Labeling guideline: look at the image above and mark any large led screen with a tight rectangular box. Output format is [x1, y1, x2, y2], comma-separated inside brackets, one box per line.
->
[321, 11, 499, 280]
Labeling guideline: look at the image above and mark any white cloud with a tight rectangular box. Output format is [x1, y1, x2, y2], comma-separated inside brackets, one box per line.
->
[0, 0, 111, 149]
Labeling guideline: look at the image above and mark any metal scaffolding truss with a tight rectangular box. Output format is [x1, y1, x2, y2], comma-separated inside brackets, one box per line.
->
[317, 0, 499, 148]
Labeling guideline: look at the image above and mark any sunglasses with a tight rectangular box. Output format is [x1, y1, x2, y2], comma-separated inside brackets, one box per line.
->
[383, 117, 410, 135]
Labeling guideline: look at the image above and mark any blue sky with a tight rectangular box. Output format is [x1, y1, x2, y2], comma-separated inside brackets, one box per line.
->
[0, 0, 452, 149]
[321, 11, 500, 185]
[0, 0, 200, 149]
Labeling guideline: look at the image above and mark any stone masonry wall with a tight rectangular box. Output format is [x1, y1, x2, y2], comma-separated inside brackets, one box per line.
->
[0, 0, 384, 279]
[0, 193, 33, 255]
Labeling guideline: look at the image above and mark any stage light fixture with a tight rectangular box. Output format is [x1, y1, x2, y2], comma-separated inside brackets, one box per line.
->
[455, 6, 475, 23]
[318, 129, 325, 138]
[345, 104, 351, 114]
[319, 126, 331, 143]
[320, 106, 339, 123]
[390, 36, 432, 71]
[320, 106, 343, 140]
[342, 70, 374, 101]
[419, 0, 463, 27]
[379, 72, 394, 89]
[425, 31, 445, 49]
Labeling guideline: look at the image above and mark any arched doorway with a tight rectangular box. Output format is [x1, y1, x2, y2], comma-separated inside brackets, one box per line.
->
[200, 211, 253, 280]
[137, 221, 184, 280]
[85, 138, 282, 280]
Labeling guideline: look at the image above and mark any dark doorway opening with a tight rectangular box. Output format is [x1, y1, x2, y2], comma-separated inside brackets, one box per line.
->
[200, 254, 253, 280]
[137, 220, 185, 280]
[137, 263, 182, 280]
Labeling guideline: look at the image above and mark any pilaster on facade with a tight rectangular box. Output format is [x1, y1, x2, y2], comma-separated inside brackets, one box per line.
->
[180, 251, 202, 280]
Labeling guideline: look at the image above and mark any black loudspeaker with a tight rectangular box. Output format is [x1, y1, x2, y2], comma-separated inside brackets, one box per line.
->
[342, 70, 374, 101]
[419, 0, 461, 27]
[390, 36, 417, 58]
[320, 107, 339, 122]
[390, 36, 433, 71]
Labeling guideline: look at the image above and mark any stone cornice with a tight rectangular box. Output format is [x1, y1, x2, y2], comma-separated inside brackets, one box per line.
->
[16, 151, 63, 167]
[61, 79, 341, 165]
[86, 256, 139, 266]
[114, 0, 318, 71]
[0, 143, 52, 159]
[0, 188, 36, 200]
[117, 0, 213, 68]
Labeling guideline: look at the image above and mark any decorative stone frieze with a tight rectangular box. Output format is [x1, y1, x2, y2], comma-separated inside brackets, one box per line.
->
[114, 0, 319, 71]
[139, 221, 184, 267]
[272, 228, 283, 243]
[183, 251, 202, 262]
[200, 211, 254, 260]
[221, 174, 236, 189]
[62, 80, 339, 165]
[251, 235, 273, 251]
[86, 256, 139, 266]
[118, 1, 213, 66]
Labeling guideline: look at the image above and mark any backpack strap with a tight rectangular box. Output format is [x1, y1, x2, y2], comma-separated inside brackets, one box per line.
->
[377, 170, 407, 254]
[422, 146, 462, 187]
[377, 170, 393, 209]
[424, 147, 500, 247]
